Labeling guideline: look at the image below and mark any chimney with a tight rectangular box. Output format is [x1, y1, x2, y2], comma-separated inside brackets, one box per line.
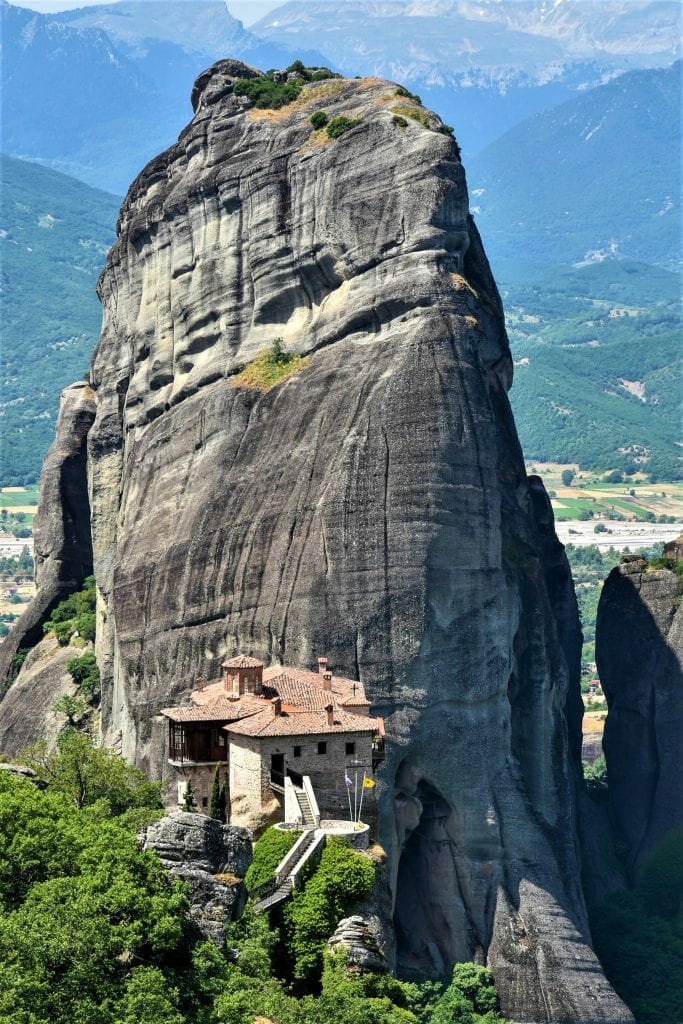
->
[318, 656, 329, 675]
[272, 696, 282, 717]
[325, 702, 334, 727]
[322, 671, 332, 691]
[195, 677, 205, 692]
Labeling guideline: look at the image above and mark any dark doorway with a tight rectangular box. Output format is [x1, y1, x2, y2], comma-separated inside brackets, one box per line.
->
[270, 753, 285, 787]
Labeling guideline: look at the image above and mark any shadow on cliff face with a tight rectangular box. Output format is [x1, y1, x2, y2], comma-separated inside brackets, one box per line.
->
[596, 558, 683, 872]
[394, 778, 468, 976]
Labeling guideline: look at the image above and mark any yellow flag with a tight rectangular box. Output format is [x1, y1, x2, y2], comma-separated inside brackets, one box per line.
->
[362, 775, 376, 789]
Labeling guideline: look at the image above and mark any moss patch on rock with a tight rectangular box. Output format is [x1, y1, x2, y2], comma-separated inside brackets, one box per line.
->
[231, 340, 310, 393]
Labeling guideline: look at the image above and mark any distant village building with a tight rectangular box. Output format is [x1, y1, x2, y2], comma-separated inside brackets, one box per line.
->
[663, 535, 683, 561]
[0, 532, 33, 558]
[161, 656, 384, 828]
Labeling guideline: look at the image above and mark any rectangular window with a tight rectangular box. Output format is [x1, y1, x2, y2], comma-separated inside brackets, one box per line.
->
[317, 741, 327, 755]
[202, 796, 208, 808]
[345, 741, 355, 756]
[293, 745, 302, 758]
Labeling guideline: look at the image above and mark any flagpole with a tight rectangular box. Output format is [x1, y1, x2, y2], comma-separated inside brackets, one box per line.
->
[357, 776, 365, 825]
[354, 766, 358, 823]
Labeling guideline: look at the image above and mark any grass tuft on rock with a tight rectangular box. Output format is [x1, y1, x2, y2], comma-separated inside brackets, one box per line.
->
[390, 104, 430, 128]
[232, 339, 310, 393]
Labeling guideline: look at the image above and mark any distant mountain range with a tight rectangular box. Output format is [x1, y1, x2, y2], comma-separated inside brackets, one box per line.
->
[0, 1, 332, 192]
[250, 0, 681, 153]
[468, 61, 681, 269]
[0, 0, 680, 482]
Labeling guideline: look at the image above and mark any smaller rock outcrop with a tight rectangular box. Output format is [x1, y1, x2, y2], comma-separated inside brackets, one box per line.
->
[142, 811, 252, 944]
[596, 554, 683, 869]
[328, 913, 390, 973]
[0, 382, 95, 745]
[0, 636, 81, 757]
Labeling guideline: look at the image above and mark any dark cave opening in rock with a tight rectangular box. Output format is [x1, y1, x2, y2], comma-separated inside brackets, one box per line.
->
[394, 777, 470, 978]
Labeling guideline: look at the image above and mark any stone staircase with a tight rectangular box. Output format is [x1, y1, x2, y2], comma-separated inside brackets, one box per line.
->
[295, 787, 316, 828]
[252, 828, 321, 914]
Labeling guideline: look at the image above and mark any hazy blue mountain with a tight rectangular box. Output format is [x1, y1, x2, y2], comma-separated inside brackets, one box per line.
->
[0, 155, 120, 483]
[500, 259, 682, 478]
[1, 1, 333, 193]
[250, 0, 681, 154]
[468, 61, 681, 268]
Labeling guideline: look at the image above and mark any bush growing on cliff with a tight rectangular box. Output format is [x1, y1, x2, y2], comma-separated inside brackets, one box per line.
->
[232, 64, 338, 109]
[44, 575, 97, 645]
[245, 826, 302, 895]
[310, 110, 329, 129]
[326, 115, 362, 139]
[67, 649, 100, 699]
[284, 838, 376, 983]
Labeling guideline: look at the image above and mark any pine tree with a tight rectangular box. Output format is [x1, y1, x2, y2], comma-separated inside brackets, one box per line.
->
[181, 776, 197, 812]
[218, 782, 227, 824]
[209, 766, 222, 820]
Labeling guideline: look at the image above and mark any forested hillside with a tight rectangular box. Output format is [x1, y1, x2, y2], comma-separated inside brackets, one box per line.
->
[501, 260, 682, 478]
[469, 61, 681, 268]
[0, 156, 119, 483]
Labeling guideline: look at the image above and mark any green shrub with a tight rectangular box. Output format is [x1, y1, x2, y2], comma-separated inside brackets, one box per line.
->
[390, 105, 430, 129]
[392, 114, 408, 128]
[326, 116, 361, 139]
[233, 75, 304, 109]
[232, 64, 338, 110]
[67, 650, 100, 698]
[310, 110, 329, 129]
[395, 86, 422, 105]
[437, 124, 455, 135]
[245, 827, 302, 895]
[285, 839, 375, 983]
[232, 338, 310, 392]
[44, 576, 96, 646]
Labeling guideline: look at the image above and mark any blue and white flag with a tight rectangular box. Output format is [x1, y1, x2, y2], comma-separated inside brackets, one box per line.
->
[344, 771, 352, 787]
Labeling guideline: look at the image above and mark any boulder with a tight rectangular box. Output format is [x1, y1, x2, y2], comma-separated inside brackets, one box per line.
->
[142, 811, 252, 943]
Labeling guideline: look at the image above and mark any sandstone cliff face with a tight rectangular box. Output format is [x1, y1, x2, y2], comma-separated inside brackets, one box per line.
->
[596, 556, 683, 870]
[0, 381, 95, 756]
[2, 62, 632, 1021]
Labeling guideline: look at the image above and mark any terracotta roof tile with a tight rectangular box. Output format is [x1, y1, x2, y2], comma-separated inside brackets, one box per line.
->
[161, 696, 265, 723]
[221, 655, 264, 668]
[226, 706, 381, 738]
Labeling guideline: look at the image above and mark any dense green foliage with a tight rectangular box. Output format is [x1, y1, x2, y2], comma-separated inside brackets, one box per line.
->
[326, 115, 362, 139]
[499, 260, 682, 478]
[0, 753, 207, 1024]
[310, 110, 329, 129]
[0, 156, 119, 484]
[43, 575, 96, 646]
[590, 827, 683, 1024]
[21, 733, 163, 818]
[244, 826, 302, 895]
[233, 62, 336, 109]
[284, 838, 376, 982]
[0, 745, 509, 1024]
[67, 650, 101, 700]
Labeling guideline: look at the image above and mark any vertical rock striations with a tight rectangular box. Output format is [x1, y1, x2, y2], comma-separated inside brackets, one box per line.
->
[596, 554, 683, 870]
[3, 62, 632, 1021]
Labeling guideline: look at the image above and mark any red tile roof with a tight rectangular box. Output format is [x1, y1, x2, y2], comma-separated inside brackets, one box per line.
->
[161, 696, 265, 723]
[161, 658, 377, 738]
[222, 655, 264, 668]
[226, 706, 379, 738]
